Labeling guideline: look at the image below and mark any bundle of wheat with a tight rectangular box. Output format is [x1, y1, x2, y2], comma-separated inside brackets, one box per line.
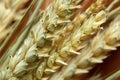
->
[0, 0, 120, 80]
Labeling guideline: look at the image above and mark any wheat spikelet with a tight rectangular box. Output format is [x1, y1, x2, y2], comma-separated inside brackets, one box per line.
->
[50, 14, 120, 80]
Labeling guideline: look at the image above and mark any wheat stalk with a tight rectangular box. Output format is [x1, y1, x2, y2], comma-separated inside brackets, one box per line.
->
[87, 74, 103, 80]
[87, 70, 120, 80]
[88, 70, 120, 80]
[105, 70, 120, 80]
[50, 14, 120, 80]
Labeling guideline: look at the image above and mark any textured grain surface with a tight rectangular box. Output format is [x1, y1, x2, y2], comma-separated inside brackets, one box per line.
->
[0, 0, 120, 80]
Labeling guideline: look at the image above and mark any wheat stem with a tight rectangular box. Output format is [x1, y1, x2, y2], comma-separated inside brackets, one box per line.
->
[108, 6, 120, 21]
[106, 0, 119, 11]
[105, 70, 120, 80]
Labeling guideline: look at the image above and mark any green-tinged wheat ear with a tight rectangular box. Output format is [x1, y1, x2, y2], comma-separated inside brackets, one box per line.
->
[0, 0, 39, 63]
[0, 0, 83, 80]
[0, 0, 43, 80]
[33, 0, 84, 79]
[50, 14, 120, 80]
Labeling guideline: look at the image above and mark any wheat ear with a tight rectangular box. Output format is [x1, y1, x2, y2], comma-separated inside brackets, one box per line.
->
[50, 14, 120, 80]
[37, 0, 108, 80]
[34, 0, 84, 79]
[0, 0, 83, 80]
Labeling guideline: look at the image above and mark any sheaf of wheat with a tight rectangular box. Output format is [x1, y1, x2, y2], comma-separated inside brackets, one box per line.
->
[0, 0, 120, 80]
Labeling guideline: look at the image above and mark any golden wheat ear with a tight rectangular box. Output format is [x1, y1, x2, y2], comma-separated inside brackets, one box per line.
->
[50, 15, 120, 80]
[49, 1, 120, 80]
